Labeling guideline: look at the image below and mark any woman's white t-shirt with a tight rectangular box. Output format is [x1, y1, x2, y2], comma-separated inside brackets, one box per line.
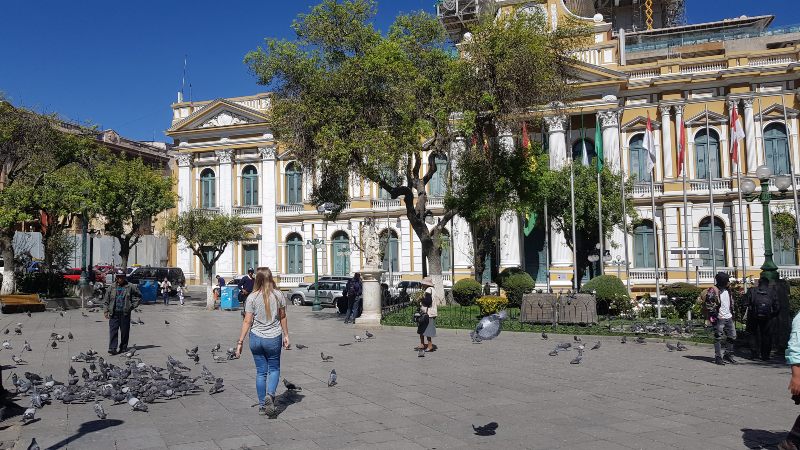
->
[245, 289, 287, 339]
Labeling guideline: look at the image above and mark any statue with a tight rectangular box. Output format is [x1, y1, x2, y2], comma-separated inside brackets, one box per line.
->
[363, 218, 382, 270]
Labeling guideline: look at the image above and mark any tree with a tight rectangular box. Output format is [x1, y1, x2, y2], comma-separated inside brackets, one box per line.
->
[245, 0, 459, 305]
[94, 158, 176, 270]
[540, 161, 635, 287]
[166, 210, 249, 310]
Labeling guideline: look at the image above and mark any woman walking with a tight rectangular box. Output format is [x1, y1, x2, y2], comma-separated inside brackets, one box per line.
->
[415, 277, 437, 352]
[235, 267, 289, 418]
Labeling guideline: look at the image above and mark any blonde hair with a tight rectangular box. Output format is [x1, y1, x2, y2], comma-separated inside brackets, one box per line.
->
[253, 267, 277, 319]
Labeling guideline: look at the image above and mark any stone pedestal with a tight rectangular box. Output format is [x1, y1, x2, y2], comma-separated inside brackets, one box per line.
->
[356, 267, 384, 327]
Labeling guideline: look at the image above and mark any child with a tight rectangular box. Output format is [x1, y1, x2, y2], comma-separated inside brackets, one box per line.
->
[177, 284, 185, 306]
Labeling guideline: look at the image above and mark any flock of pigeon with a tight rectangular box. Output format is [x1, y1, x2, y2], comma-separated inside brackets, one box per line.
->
[541, 331, 691, 365]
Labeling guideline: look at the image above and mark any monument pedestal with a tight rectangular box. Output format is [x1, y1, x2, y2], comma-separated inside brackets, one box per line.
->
[356, 267, 383, 327]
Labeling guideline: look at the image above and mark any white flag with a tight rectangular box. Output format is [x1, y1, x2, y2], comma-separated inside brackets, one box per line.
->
[644, 113, 656, 173]
[581, 140, 589, 166]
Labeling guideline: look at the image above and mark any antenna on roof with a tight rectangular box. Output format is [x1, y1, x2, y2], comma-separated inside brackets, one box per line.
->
[181, 54, 187, 101]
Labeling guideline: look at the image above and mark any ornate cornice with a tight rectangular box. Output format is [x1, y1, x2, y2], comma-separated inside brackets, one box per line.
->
[673, 104, 685, 116]
[176, 153, 192, 167]
[215, 149, 234, 164]
[544, 115, 567, 134]
[200, 110, 251, 128]
[742, 97, 755, 109]
[658, 105, 672, 118]
[258, 146, 276, 160]
[597, 110, 619, 130]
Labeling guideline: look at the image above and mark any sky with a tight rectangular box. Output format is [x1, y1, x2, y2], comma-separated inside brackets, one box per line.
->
[1, 0, 797, 142]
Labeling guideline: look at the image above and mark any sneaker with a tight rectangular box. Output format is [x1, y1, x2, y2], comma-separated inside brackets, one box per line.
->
[265, 395, 277, 419]
[723, 354, 738, 364]
[714, 356, 725, 365]
[108, 350, 117, 356]
[258, 406, 267, 416]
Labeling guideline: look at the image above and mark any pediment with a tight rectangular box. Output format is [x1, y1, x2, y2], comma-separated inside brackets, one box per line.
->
[567, 61, 628, 84]
[685, 109, 727, 126]
[168, 99, 268, 132]
[755, 103, 799, 121]
[621, 115, 661, 132]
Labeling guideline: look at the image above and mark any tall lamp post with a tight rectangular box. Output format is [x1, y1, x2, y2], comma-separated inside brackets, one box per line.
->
[740, 164, 792, 280]
[306, 238, 325, 311]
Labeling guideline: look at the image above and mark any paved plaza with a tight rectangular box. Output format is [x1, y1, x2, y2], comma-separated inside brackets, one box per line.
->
[0, 295, 798, 449]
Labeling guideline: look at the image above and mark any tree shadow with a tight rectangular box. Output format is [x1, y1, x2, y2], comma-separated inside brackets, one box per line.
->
[741, 428, 788, 449]
[45, 419, 124, 449]
[682, 355, 717, 364]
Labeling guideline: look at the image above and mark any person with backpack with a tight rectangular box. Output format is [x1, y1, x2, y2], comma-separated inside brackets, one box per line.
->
[748, 276, 780, 361]
[343, 273, 362, 324]
[703, 272, 737, 365]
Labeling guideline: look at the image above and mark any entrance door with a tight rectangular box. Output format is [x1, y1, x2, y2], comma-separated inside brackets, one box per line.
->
[242, 244, 258, 273]
[331, 232, 350, 276]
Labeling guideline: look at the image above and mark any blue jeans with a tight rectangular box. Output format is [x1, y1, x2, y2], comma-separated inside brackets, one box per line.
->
[162, 291, 169, 305]
[249, 332, 282, 406]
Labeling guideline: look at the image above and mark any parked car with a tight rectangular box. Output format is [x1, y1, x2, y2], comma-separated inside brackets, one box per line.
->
[298, 275, 351, 289]
[288, 280, 348, 308]
[62, 268, 104, 285]
[389, 280, 423, 299]
[126, 266, 186, 292]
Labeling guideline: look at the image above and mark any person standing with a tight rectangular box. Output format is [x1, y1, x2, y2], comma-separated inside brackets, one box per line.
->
[159, 277, 172, 305]
[704, 272, 737, 365]
[103, 269, 140, 355]
[415, 277, 437, 352]
[235, 267, 289, 418]
[177, 284, 185, 306]
[748, 276, 780, 360]
[343, 273, 362, 324]
[777, 311, 800, 450]
[238, 268, 255, 316]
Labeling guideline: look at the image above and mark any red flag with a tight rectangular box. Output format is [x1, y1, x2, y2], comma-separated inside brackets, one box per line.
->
[677, 119, 686, 176]
[521, 121, 530, 156]
[730, 107, 745, 166]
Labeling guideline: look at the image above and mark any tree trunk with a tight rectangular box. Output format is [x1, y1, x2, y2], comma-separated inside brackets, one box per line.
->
[118, 237, 130, 271]
[206, 272, 215, 310]
[423, 237, 446, 306]
[0, 235, 15, 295]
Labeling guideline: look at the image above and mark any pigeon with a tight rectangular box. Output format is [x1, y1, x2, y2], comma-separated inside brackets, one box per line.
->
[127, 393, 148, 412]
[328, 369, 337, 387]
[666, 342, 678, 352]
[472, 422, 499, 436]
[68, 366, 76, 377]
[620, 336, 627, 344]
[548, 347, 560, 356]
[338, 343, 352, 346]
[26, 311, 32, 317]
[541, 332, 548, 340]
[574, 335, 582, 343]
[295, 344, 307, 350]
[82, 368, 90, 381]
[208, 378, 224, 394]
[60, 311, 64, 317]
[321, 352, 333, 362]
[27, 438, 39, 450]
[469, 331, 482, 344]
[165, 320, 170, 325]
[211, 343, 221, 353]
[192, 353, 200, 365]
[50, 341, 58, 349]
[12, 354, 27, 365]
[94, 401, 106, 419]
[14, 327, 22, 335]
[23, 340, 31, 351]
[636, 336, 646, 344]
[81, 311, 88, 318]
[68, 332, 74, 340]
[570, 354, 583, 364]
[557, 342, 572, 350]
[21, 407, 36, 423]
[283, 378, 301, 391]
[354, 335, 363, 343]
[472, 310, 508, 341]
[676, 341, 688, 351]
[4, 329, 9, 335]
[418, 348, 425, 357]
[3, 340, 12, 350]
[365, 330, 374, 339]
[576, 343, 585, 352]
[591, 341, 601, 350]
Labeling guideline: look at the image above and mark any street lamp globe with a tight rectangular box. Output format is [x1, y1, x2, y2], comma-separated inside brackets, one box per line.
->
[740, 178, 757, 195]
[588, 254, 599, 263]
[756, 164, 773, 181]
[775, 174, 792, 192]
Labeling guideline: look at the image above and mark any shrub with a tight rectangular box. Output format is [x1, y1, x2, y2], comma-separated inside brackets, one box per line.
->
[663, 282, 702, 319]
[789, 279, 800, 317]
[476, 295, 508, 315]
[501, 272, 535, 307]
[496, 267, 526, 289]
[453, 278, 482, 306]
[580, 275, 629, 315]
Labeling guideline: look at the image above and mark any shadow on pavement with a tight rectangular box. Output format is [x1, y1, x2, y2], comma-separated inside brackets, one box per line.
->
[681, 355, 717, 364]
[741, 428, 788, 449]
[275, 391, 305, 416]
[45, 419, 124, 449]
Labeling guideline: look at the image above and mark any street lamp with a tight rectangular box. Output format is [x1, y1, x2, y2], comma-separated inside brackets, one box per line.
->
[741, 164, 788, 281]
[306, 238, 325, 311]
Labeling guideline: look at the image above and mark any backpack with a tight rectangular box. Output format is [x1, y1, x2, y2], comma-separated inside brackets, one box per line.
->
[751, 286, 777, 319]
[702, 287, 721, 319]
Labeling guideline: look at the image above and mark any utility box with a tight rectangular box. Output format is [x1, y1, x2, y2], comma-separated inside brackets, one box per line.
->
[220, 286, 241, 310]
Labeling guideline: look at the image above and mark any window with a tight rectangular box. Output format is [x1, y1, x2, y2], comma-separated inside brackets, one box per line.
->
[699, 217, 726, 268]
[380, 229, 399, 272]
[773, 212, 798, 266]
[285, 162, 303, 204]
[242, 244, 258, 273]
[629, 134, 650, 182]
[764, 123, 790, 176]
[430, 156, 448, 197]
[200, 168, 216, 208]
[241, 165, 258, 206]
[695, 129, 721, 180]
[286, 234, 303, 274]
[200, 246, 215, 281]
[331, 231, 350, 276]
[633, 221, 655, 268]
[571, 138, 596, 166]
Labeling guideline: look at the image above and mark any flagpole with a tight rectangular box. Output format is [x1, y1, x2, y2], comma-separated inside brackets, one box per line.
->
[705, 104, 717, 275]
[596, 113, 604, 277]
[544, 201, 551, 292]
[618, 109, 631, 293]
[780, 94, 800, 246]
[646, 113, 661, 320]
[731, 100, 748, 286]
[569, 116, 579, 290]
[679, 106, 691, 283]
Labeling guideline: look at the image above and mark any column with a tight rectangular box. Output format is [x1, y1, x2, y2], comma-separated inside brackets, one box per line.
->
[545, 115, 572, 268]
[215, 149, 235, 278]
[660, 105, 673, 179]
[743, 97, 757, 174]
[598, 110, 620, 171]
[176, 154, 195, 279]
[674, 105, 686, 177]
[259, 147, 278, 272]
[499, 211, 521, 268]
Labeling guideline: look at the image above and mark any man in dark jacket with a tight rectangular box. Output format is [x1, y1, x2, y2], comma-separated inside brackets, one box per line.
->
[103, 269, 140, 355]
[343, 273, 363, 324]
[748, 276, 780, 360]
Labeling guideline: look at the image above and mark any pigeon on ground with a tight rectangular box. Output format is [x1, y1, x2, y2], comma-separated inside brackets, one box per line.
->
[12, 354, 27, 365]
[676, 341, 688, 351]
[21, 407, 36, 423]
[591, 341, 601, 350]
[27, 438, 39, 450]
[208, 378, 224, 394]
[620, 336, 627, 344]
[14, 327, 22, 335]
[283, 378, 301, 391]
[557, 342, 572, 350]
[636, 336, 646, 344]
[165, 320, 170, 325]
[548, 347, 560, 356]
[94, 401, 106, 419]
[471, 310, 508, 342]
[666, 342, 678, 352]
[127, 393, 148, 412]
[574, 335, 582, 343]
[211, 343, 221, 353]
[576, 343, 585, 352]
[137, 317, 144, 325]
[192, 353, 200, 365]
[418, 348, 425, 357]
[321, 352, 333, 362]
[541, 332, 548, 340]
[570, 354, 583, 364]
[3, 340, 12, 350]
[81, 311, 88, 317]
[365, 330, 374, 339]
[23, 341, 31, 352]
[469, 331, 482, 344]
[4, 329, 9, 335]
[472, 422, 499, 436]
[68, 332, 73, 340]
[59, 311, 64, 317]
[26, 311, 32, 317]
[354, 335, 363, 342]
[328, 369, 337, 387]
[295, 344, 307, 350]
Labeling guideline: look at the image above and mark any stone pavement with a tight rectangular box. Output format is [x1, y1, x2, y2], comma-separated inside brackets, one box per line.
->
[0, 299, 798, 450]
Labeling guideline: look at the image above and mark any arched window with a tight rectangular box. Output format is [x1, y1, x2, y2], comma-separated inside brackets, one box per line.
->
[699, 217, 726, 268]
[241, 165, 258, 206]
[380, 229, 399, 272]
[633, 220, 655, 268]
[773, 212, 798, 266]
[331, 231, 350, 276]
[439, 230, 451, 272]
[695, 129, 721, 180]
[285, 162, 303, 204]
[629, 134, 651, 182]
[764, 123, 790, 176]
[571, 138, 596, 166]
[286, 233, 304, 274]
[200, 168, 216, 208]
[430, 156, 448, 197]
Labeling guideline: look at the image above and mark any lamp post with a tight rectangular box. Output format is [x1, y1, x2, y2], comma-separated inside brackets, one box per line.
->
[611, 255, 626, 280]
[306, 238, 325, 311]
[740, 164, 792, 281]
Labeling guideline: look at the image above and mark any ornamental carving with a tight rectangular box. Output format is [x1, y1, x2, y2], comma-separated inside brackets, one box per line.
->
[362, 218, 382, 270]
[658, 105, 672, 118]
[544, 115, 567, 134]
[176, 153, 192, 167]
[597, 110, 619, 130]
[673, 104, 685, 116]
[258, 147, 276, 160]
[215, 149, 233, 164]
[742, 97, 754, 109]
[200, 110, 251, 128]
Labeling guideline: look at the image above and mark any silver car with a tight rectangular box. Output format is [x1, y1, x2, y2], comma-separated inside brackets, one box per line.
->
[288, 280, 347, 307]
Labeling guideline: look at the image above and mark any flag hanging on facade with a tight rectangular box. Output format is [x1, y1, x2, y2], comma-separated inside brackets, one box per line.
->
[523, 212, 537, 236]
[677, 118, 686, 176]
[730, 106, 745, 166]
[521, 121, 530, 155]
[644, 113, 657, 173]
[595, 122, 603, 173]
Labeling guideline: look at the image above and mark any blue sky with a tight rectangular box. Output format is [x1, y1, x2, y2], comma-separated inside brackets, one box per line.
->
[1, 0, 797, 142]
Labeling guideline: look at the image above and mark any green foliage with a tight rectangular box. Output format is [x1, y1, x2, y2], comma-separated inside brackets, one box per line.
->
[580, 275, 629, 315]
[500, 272, 534, 307]
[496, 267, 525, 287]
[790, 281, 800, 318]
[452, 277, 482, 306]
[663, 282, 702, 319]
[476, 295, 508, 315]
[773, 210, 797, 251]
[42, 230, 76, 273]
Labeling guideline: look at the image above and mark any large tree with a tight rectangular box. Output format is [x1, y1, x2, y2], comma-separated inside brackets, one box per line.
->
[166, 210, 249, 310]
[94, 158, 176, 270]
[245, 0, 459, 304]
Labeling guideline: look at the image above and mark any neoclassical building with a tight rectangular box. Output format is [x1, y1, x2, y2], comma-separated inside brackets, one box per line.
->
[168, 0, 800, 295]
